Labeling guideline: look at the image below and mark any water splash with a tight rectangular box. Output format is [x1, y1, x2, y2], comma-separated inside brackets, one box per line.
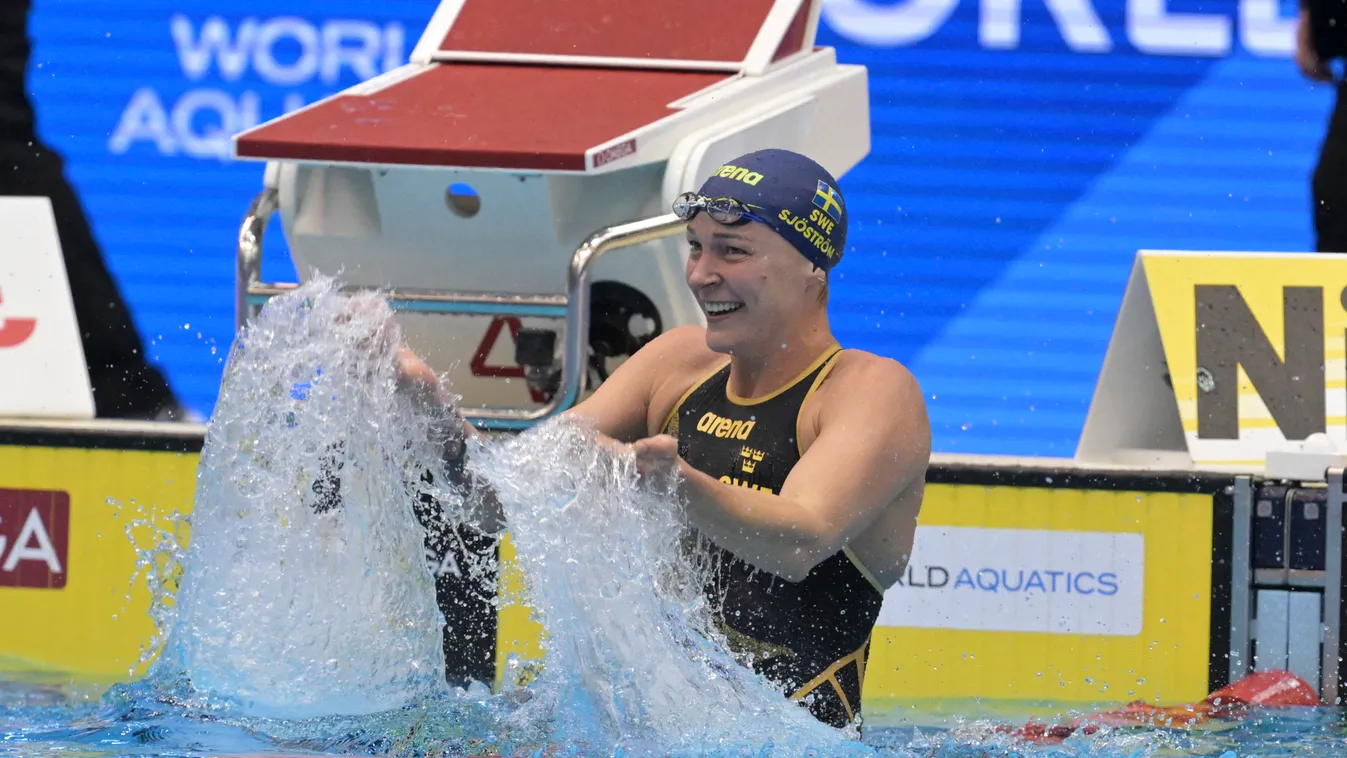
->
[472, 421, 875, 756]
[4, 275, 1334, 757]
[118, 499, 190, 678]
[143, 278, 461, 720]
[115, 275, 861, 754]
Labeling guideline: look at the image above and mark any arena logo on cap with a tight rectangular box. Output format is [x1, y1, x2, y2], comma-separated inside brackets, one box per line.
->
[711, 164, 766, 187]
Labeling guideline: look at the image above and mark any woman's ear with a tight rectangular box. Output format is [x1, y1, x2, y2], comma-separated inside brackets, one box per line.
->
[806, 267, 829, 305]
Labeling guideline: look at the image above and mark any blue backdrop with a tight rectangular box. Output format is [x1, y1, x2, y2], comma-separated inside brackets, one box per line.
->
[26, 0, 1336, 457]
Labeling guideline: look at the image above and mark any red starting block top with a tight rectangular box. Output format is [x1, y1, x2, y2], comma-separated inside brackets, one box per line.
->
[231, 0, 823, 171]
[416, 0, 813, 70]
[232, 65, 729, 171]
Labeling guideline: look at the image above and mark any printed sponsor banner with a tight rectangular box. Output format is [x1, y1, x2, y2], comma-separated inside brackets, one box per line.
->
[0, 436, 1220, 707]
[0, 444, 199, 679]
[866, 482, 1214, 706]
[0, 489, 70, 590]
[0, 439, 540, 685]
[878, 526, 1143, 635]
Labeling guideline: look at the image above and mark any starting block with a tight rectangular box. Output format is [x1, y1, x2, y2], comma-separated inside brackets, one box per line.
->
[231, 0, 871, 430]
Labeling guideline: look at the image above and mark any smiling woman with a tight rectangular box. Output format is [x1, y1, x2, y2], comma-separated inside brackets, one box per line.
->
[392, 148, 932, 731]
[553, 148, 930, 730]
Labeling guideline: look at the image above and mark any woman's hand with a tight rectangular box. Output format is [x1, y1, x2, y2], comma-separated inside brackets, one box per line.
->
[394, 346, 472, 465]
[631, 434, 681, 486]
[395, 346, 444, 399]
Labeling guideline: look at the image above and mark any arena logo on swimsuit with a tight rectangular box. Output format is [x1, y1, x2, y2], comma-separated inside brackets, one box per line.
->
[695, 411, 756, 440]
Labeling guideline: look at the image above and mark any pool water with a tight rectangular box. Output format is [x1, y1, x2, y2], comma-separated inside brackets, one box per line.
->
[2, 672, 1343, 758]
[5, 278, 1344, 758]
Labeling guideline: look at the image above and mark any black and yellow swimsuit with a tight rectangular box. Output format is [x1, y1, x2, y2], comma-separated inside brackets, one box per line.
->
[661, 343, 884, 729]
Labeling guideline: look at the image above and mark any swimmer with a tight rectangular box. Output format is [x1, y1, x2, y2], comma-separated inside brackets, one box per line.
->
[398, 148, 931, 729]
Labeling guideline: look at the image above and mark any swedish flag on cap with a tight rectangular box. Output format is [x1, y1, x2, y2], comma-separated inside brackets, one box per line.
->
[813, 180, 843, 223]
[692, 148, 849, 271]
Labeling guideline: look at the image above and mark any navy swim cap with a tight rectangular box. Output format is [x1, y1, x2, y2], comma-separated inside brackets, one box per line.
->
[693, 148, 848, 271]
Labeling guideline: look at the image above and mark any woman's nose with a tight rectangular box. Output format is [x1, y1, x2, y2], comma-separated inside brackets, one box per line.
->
[687, 254, 721, 289]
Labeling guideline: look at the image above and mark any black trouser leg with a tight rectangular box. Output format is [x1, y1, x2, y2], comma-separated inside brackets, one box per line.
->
[0, 143, 180, 419]
[1313, 83, 1347, 254]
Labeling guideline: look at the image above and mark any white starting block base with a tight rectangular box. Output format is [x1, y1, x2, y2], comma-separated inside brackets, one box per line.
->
[232, 0, 871, 421]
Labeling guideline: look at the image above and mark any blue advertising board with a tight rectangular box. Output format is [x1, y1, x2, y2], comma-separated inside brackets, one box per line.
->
[25, 0, 1336, 456]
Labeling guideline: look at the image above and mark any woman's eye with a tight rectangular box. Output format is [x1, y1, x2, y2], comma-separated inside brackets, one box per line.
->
[726, 247, 748, 257]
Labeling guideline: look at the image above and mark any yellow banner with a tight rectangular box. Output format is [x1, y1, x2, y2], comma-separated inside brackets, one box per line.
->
[1142, 251, 1347, 466]
[0, 441, 1216, 712]
[0, 444, 197, 681]
[0, 443, 541, 687]
[863, 482, 1214, 708]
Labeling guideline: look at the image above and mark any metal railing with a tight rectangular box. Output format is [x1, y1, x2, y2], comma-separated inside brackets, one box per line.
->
[1324, 469, 1344, 704]
[1227, 471, 1345, 704]
[235, 188, 687, 430]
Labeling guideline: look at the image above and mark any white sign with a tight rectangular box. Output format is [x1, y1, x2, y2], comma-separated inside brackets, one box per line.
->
[0, 197, 95, 419]
[877, 527, 1145, 636]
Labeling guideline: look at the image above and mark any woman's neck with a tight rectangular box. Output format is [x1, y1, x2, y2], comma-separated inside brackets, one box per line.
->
[726, 321, 838, 400]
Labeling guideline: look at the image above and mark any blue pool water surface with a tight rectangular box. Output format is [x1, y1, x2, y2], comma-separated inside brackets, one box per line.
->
[2, 673, 1344, 758]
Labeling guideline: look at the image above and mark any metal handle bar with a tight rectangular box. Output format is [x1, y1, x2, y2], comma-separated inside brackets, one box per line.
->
[236, 188, 687, 429]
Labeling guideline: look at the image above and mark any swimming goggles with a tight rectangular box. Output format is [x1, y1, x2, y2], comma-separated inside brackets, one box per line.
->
[672, 192, 770, 226]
